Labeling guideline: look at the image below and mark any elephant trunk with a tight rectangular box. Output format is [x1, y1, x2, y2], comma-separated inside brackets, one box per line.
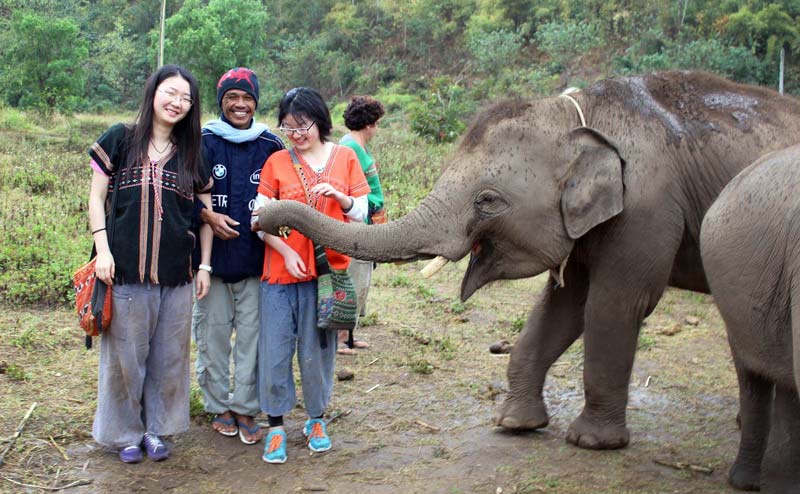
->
[256, 195, 468, 263]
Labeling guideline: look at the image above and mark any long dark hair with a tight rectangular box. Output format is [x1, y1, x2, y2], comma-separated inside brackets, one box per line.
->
[278, 87, 332, 142]
[127, 64, 204, 191]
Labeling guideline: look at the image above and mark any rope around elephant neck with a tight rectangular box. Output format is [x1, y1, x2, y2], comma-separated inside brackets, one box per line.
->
[559, 88, 586, 127]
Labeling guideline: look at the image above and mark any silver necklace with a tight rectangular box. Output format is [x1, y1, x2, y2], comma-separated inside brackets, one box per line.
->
[151, 139, 171, 154]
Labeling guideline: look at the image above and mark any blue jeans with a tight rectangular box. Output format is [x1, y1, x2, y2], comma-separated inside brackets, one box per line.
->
[257, 280, 337, 418]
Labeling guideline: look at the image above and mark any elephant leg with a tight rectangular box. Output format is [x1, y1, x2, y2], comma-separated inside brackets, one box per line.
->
[728, 364, 771, 491]
[565, 261, 674, 449]
[760, 386, 800, 494]
[495, 261, 589, 430]
[563, 219, 683, 449]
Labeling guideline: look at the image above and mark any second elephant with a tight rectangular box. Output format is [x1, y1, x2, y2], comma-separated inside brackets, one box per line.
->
[701, 144, 800, 494]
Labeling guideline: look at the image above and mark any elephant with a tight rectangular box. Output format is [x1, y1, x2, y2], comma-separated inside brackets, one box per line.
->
[700, 145, 800, 493]
[255, 71, 800, 450]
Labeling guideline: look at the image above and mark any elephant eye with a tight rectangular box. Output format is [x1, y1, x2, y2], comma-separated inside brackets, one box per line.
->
[474, 190, 508, 216]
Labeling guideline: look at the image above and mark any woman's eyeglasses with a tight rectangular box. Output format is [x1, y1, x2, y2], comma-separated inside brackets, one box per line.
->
[279, 121, 315, 136]
[158, 88, 193, 106]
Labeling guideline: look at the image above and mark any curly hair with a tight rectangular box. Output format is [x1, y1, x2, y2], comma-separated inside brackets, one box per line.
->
[343, 96, 385, 131]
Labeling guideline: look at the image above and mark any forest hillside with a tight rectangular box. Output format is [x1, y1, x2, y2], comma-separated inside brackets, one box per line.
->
[1, 0, 798, 142]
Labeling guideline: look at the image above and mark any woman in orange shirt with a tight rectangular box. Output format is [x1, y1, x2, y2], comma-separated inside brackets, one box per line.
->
[254, 87, 369, 464]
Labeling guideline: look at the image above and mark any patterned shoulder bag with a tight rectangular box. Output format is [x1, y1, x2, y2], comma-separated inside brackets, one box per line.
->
[288, 148, 358, 338]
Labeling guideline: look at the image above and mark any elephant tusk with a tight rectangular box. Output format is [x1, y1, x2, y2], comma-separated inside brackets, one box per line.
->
[549, 255, 569, 288]
[420, 256, 449, 278]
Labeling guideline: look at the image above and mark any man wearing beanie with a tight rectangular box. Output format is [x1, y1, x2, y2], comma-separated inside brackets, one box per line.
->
[192, 67, 283, 445]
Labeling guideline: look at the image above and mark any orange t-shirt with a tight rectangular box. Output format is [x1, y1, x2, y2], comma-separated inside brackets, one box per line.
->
[258, 145, 369, 284]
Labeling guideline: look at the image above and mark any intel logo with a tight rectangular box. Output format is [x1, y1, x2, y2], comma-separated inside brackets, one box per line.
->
[250, 170, 260, 184]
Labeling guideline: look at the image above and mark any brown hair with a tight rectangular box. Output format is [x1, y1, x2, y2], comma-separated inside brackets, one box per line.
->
[343, 96, 385, 131]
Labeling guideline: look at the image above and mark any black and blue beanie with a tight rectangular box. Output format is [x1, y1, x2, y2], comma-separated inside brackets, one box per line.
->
[216, 67, 260, 109]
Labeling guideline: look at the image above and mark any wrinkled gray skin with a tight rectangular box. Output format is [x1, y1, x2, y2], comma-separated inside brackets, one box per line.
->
[701, 145, 800, 493]
[257, 72, 800, 450]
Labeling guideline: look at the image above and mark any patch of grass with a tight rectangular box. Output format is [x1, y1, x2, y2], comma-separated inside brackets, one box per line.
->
[432, 445, 450, 459]
[432, 335, 456, 360]
[637, 333, 657, 351]
[359, 311, 379, 327]
[10, 326, 36, 349]
[448, 300, 469, 314]
[415, 284, 436, 301]
[5, 363, 31, 381]
[189, 385, 207, 418]
[0, 107, 41, 133]
[7, 168, 60, 194]
[509, 314, 526, 334]
[389, 272, 412, 287]
[408, 356, 435, 375]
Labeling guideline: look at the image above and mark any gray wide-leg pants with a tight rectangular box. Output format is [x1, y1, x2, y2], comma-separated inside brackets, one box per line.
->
[348, 258, 373, 321]
[93, 283, 192, 448]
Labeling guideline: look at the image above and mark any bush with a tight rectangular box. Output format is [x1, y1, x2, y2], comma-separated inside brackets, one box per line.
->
[615, 38, 766, 84]
[535, 20, 603, 69]
[0, 107, 40, 133]
[409, 78, 473, 143]
[468, 29, 523, 75]
[676, 39, 766, 84]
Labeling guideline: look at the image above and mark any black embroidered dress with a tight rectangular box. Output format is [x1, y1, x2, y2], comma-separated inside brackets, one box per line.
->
[89, 124, 210, 286]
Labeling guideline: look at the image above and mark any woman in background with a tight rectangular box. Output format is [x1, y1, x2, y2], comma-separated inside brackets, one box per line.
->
[338, 96, 386, 355]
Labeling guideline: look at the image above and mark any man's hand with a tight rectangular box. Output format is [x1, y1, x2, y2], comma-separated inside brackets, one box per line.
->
[201, 208, 240, 240]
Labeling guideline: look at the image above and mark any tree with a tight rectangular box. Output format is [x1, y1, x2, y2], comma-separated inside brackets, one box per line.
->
[720, 3, 799, 58]
[164, 0, 269, 107]
[0, 12, 88, 111]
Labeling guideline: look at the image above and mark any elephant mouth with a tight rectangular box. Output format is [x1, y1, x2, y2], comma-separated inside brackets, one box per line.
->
[460, 238, 494, 301]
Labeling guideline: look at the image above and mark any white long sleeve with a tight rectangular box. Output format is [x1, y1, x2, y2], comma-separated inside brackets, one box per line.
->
[252, 193, 269, 242]
[345, 195, 368, 223]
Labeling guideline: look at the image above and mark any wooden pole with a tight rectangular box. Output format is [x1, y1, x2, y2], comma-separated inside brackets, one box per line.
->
[158, 0, 166, 68]
[680, 0, 688, 31]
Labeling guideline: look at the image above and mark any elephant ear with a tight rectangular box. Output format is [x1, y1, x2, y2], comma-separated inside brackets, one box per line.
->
[560, 127, 624, 239]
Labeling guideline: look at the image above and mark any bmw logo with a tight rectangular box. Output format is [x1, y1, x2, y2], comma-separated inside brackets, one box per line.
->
[212, 164, 227, 179]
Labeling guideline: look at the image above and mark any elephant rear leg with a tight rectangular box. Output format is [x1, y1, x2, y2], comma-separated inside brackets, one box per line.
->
[728, 365, 771, 491]
[760, 386, 800, 494]
[495, 262, 588, 430]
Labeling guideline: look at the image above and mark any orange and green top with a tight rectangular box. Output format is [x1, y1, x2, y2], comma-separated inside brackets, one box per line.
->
[258, 145, 369, 284]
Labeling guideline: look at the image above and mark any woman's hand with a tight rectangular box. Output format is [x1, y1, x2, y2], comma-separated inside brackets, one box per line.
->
[95, 251, 115, 286]
[196, 270, 211, 299]
[282, 248, 308, 279]
[311, 182, 350, 209]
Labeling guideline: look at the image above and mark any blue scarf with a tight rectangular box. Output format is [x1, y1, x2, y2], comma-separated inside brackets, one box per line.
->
[203, 118, 271, 143]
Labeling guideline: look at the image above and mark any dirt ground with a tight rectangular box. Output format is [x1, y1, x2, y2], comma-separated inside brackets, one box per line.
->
[0, 260, 742, 494]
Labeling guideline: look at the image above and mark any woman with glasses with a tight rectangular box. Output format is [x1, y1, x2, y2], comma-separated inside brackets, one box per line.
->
[337, 96, 386, 355]
[252, 87, 368, 464]
[87, 64, 213, 463]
